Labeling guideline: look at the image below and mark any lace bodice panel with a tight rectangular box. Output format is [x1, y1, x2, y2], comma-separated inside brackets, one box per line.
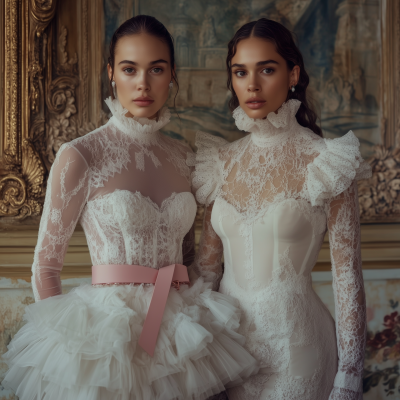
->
[81, 190, 196, 269]
[32, 98, 196, 302]
[188, 100, 372, 399]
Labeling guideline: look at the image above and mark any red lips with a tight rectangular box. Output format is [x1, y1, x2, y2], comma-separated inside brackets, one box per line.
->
[133, 96, 154, 107]
[245, 96, 266, 110]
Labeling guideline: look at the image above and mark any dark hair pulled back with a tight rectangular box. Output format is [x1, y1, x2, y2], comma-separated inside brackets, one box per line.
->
[226, 18, 322, 137]
[108, 15, 179, 107]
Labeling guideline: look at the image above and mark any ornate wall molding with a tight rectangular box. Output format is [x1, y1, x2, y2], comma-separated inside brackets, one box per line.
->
[45, 26, 79, 166]
[0, 139, 44, 218]
[0, 0, 48, 220]
[4, 0, 21, 168]
[359, 146, 400, 222]
[359, 0, 400, 223]
[381, 0, 400, 148]
[0, 0, 103, 221]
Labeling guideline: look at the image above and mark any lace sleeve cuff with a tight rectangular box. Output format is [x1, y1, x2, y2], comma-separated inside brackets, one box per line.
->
[333, 370, 363, 393]
[307, 130, 372, 207]
[187, 131, 228, 206]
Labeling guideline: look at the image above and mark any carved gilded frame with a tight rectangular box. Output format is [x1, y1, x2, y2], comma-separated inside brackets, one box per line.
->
[0, 0, 399, 223]
[0, 0, 103, 222]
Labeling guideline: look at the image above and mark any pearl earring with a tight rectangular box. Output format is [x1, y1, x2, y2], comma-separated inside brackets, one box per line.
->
[169, 81, 173, 89]
[111, 81, 118, 99]
[291, 85, 295, 93]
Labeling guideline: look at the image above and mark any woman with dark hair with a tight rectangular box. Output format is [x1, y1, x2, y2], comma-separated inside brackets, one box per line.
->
[189, 18, 371, 400]
[1, 15, 258, 400]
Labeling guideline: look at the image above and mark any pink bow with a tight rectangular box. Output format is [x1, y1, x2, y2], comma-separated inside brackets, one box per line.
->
[92, 264, 190, 357]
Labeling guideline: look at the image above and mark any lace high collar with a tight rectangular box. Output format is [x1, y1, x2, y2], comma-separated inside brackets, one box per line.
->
[233, 99, 301, 146]
[105, 97, 171, 143]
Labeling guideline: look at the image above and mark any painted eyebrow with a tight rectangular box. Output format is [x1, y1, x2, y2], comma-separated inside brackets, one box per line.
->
[118, 59, 169, 66]
[231, 59, 279, 68]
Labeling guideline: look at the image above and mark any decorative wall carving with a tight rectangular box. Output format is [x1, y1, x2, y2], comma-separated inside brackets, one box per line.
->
[0, 0, 57, 219]
[0, 140, 44, 218]
[0, 0, 103, 221]
[45, 26, 79, 165]
[4, 0, 21, 168]
[359, 146, 400, 222]
[44, 27, 95, 166]
[56, 26, 78, 76]
[358, 0, 400, 223]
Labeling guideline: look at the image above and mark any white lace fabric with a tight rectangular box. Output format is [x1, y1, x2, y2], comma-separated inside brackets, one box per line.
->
[32, 97, 195, 301]
[189, 99, 371, 400]
[3, 99, 263, 400]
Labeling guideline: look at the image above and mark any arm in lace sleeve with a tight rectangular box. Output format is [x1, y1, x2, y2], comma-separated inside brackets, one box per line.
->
[182, 223, 195, 267]
[191, 204, 224, 290]
[327, 181, 366, 400]
[32, 145, 90, 302]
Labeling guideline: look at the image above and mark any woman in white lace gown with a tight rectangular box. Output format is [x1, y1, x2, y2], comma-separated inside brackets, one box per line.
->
[1, 16, 258, 400]
[189, 19, 371, 400]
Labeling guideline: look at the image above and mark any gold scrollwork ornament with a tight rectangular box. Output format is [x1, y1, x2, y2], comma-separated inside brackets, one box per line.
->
[0, 140, 45, 219]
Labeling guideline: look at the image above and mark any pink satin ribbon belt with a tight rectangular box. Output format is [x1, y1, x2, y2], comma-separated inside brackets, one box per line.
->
[91, 264, 189, 357]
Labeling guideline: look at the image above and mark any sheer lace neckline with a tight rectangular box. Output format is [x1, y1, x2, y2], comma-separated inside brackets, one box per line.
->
[233, 99, 301, 147]
[104, 97, 171, 144]
[89, 189, 194, 211]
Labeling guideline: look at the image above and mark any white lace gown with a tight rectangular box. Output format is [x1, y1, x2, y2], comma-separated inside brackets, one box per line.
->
[189, 99, 372, 400]
[1, 98, 259, 400]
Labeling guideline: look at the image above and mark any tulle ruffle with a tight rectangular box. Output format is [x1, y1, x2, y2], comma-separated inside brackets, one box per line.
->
[187, 132, 228, 206]
[2, 278, 258, 400]
[307, 131, 372, 207]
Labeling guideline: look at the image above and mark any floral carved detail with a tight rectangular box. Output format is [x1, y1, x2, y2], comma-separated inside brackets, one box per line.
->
[358, 146, 400, 222]
[55, 26, 78, 76]
[0, 140, 44, 219]
[21, 139, 45, 201]
[30, 0, 57, 35]
[0, 0, 58, 220]
[43, 26, 95, 167]
[46, 78, 78, 164]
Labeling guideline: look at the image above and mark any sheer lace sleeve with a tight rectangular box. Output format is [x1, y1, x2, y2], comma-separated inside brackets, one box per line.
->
[191, 204, 224, 290]
[326, 181, 365, 400]
[182, 223, 195, 267]
[187, 131, 228, 206]
[187, 132, 227, 288]
[32, 144, 90, 302]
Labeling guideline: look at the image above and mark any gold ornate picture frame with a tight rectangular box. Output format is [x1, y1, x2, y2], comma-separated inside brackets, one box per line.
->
[0, 0, 103, 223]
[0, 0, 399, 224]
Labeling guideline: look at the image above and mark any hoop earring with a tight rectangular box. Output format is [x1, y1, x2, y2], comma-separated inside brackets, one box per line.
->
[169, 81, 173, 89]
[112, 81, 118, 99]
[291, 85, 295, 93]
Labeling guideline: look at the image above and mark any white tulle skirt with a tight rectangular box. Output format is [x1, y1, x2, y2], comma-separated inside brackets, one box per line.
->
[1, 278, 258, 400]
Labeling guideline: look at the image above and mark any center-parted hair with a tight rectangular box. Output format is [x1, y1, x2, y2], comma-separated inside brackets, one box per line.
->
[108, 15, 179, 107]
[226, 18, 322, 137]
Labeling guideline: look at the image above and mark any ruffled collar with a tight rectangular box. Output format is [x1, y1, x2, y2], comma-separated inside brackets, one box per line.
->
[233, 99, 301, 146]
[104, 97, 171, 143]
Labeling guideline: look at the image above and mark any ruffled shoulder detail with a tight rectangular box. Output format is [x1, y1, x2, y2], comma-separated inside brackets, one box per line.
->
[307, 130, 372, 206]
[187, 131, 228, 206]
